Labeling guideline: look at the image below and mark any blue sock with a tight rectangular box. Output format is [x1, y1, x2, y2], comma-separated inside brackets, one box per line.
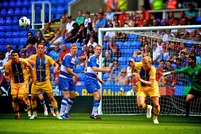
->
[60, 98, 68, 116]
[65, 98, 75, 114]
[92, 100, 100, 116]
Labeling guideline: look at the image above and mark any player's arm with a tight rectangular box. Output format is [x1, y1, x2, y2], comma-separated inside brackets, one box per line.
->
[27, 55, 35, 66]
[66, 67, 79, 80]
[91, 57, 110, 73]
[4, 63, 10, 81]
[163, 67, 188, 76]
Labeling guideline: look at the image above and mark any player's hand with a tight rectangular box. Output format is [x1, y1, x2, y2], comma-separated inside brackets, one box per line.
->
[100, 80, 104, 85]
[133, 73, 140, 80]
[75, 75, 80, 81]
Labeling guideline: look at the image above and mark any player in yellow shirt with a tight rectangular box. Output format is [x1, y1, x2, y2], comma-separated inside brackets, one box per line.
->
[28, 43, 62, 119]
[4, 50, 34, 119]
[131, 56, 160, 124]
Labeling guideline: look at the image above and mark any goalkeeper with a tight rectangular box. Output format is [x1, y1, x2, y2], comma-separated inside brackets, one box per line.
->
[131, 56, 160, 124]
[163, 55, 201, 117]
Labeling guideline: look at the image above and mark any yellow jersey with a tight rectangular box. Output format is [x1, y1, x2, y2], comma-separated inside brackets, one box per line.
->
[28, 54, 55, 82]
[134, 62, 159, 91]
[4, 58, 29, 84]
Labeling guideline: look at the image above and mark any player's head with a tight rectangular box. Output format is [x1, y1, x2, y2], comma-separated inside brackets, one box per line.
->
[37, 43, 45, 55]
[142, 56, 152, 70]
[94, 44, 102, 56]
[70, 44, 78, 56]
[188, 55, 196, 66]
[11, 50, 20, 63]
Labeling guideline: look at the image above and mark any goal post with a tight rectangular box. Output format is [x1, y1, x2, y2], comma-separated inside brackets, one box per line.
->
[98, 25, 201, 115]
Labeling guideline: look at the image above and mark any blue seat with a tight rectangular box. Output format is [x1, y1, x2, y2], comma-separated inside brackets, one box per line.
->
[13, 38, 20, 45]
[21, 7, 28, 15]
[5, 17, 12, 25]
[16, 0, 23, 7]
[0, 17, 5, 25]
[118, 57, 127, 65]
[14, 8, 21, 15]
[13, 16, 19, 24]
[13, 25, 21, 31]
[7, 8, 14, 15]
[5, 26, 12, 31]
[23, 0, 30, 7]
[77, 73, 85, 81]
[20, 38, 28, 46]
[66, 43, 71, 50]
[20, 31, 27, 37]
[2, 1, 9, 8]
[75, 65, 84, 73]
[5, 32, 12, 37]
[0, 38, 5, 44]
[5, 38, 13, 44]
[134, 56, 142, 62]
[57, 5, 64, 14]
[11, 45, 17, 50]
[76, 49, 82, 56]
[0, 9, 7, 16]
[103, 73, 110, 81]
[0, 32, 4, 37]
[131, 41, 141, 49]
[9, 0, 16, 7]
[116, 41, 123, 49]
[123, 41, 131, 49]
[0, 26, 5, 31]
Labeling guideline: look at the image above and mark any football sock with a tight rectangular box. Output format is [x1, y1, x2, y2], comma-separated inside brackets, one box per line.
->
[60, 98, 68, 116]
[92, 100, 100, 116]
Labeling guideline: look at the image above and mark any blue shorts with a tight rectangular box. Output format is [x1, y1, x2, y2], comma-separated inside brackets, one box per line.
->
[84, 76, 100, 93]
[58, 77, 75, 91]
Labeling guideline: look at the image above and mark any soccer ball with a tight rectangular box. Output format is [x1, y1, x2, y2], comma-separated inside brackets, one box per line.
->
[19, 16, 30, 28]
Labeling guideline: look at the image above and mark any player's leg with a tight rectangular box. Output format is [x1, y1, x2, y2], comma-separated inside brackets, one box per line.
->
[91, 89, 101, 119]
[38, 93, 48, 116]
[151, 96, 160, 124]
[24, 82, 31, 117]
[60, 91, 70, 118]
[186, 94, 194, 117]
[30, 84, 39, 119]
[12, 95, 20, 119]
[64, 80, 76, 118]
[48, 103, 56, 116]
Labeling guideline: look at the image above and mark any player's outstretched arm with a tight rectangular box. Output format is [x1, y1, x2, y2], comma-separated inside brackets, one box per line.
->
[92, 66, 111, 73]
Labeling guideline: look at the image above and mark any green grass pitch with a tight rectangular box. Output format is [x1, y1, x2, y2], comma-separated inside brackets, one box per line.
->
[0, 113, 201, 134]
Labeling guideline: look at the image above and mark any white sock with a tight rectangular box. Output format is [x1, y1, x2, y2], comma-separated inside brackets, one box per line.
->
[92, 100, 100, 116]
[60, 98, 68, 116]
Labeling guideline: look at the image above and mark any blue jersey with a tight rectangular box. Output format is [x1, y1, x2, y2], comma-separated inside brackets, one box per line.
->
[59, 53, 76, 79]
[86, 54, 99, 79]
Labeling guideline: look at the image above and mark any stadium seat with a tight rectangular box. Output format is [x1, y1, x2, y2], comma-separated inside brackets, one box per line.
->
[2, 1, 9, 8]
[5, 32, 12, 38]
[103, 73, 110, 81]
[0, 32, 4, 37]
[77, 73, 85, 81]
[57, 5, 64, 14]
[13, 16, 19, 24]
[123, 41, 131, 49]
[0, 9, 7, 16]
[14, 8, 21, 15]
[13, 25, 21, 31]
[76, 49, 82, 56]
[0, 38, 5, 44]
[134, 56, 142, 62]
[20, 37, 28, 46]
[12, 38, 20, 45]
[5, 26, 12, 31]
[16, 0, 23, 7]
[116, 41, 123, 49]
[21, 7, 28, 15]
[196, 17, 201, 24]
[0, 26, 5, 31]
[7, 8, 14, 15]
[5, 17, 12, 25]
[23, 0, 30, 7]
[66, 43, 71, 50]
[5, 38, 13, 44]
[75, 65, 84, 73]
[0, 17, 5, 25]
[9, 0, 16, 7]
[118, 57, 127, 65]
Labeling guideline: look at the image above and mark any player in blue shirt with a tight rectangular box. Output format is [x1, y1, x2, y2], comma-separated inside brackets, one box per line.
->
[58, 44, 79, 119]
[84, 45, 110, 119]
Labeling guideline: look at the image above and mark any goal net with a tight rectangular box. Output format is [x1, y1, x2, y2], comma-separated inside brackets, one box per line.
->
[98, 25, 201, 115]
